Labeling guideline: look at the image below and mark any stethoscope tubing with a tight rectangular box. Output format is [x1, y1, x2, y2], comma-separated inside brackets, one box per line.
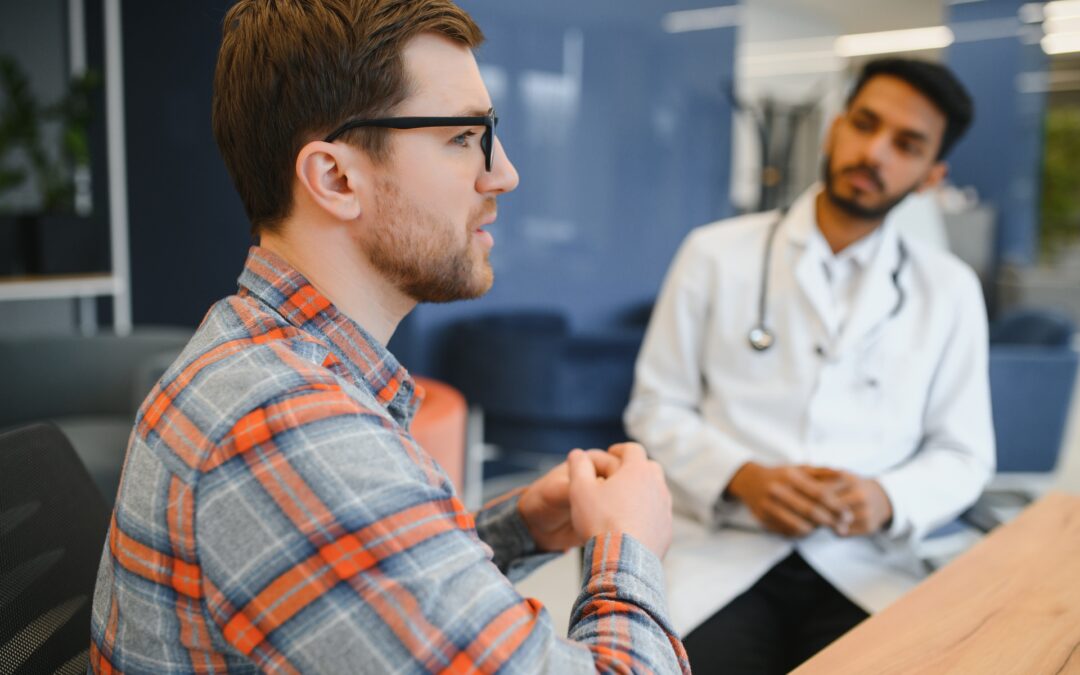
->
[748, 208, 908, 352]
[748, 213, 785, 351]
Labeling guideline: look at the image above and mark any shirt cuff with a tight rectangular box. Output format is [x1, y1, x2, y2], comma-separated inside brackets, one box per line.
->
[712, 489, 740, 527]
[876, 476, 913, 540]
[476, 490, 558, 581]
[678, 450, 755, 527]
[573, 532, 674, 630]
[708, 457, 760, 527]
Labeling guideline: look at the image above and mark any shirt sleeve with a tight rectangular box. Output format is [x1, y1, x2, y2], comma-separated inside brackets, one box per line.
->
[624, 230, 755, 525]
[876, 267, 996, 541]
[474, 488, 560, 583]
[195, 385, 690, 674]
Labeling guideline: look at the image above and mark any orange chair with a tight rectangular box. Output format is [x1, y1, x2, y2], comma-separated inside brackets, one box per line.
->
[411, 376, 473, 501]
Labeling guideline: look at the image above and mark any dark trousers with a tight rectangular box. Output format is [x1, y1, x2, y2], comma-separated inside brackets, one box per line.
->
[682, 552, 868, 674]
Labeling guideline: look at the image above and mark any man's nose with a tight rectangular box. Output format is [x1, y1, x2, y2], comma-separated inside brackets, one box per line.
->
[862, 130, 892, 165]
[478, 137, 519, 195]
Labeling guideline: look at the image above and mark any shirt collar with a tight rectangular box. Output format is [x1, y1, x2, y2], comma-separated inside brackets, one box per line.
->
[778, 185, 820, 247]
[782, 183, 887, 268]
[809, 220, 884, 270]
[236, 245, 423, 423]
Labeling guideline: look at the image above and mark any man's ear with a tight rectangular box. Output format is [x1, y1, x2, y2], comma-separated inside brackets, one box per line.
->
[294, 140, 368, 221]
[916, 161, 948, 193]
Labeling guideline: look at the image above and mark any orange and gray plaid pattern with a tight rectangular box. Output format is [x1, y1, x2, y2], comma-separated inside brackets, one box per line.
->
[89, 246, 690, 674]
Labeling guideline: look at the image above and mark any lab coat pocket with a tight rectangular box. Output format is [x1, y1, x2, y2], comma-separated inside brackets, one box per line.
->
[861, 348, 930, 460]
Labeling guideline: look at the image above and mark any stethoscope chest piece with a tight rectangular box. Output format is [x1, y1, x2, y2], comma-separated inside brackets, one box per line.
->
[748, 326, 775, 352]
[746, 205, 908, 356]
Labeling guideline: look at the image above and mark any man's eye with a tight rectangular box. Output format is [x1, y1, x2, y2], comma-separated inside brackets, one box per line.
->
[452, 130, 477, 146]
[897, 141, 922, 156]
[851, 117, 874, 132]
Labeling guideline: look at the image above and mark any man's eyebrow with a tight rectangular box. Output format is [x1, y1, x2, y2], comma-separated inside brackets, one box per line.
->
[455, 106, 493, 117]
[897, 128, 930, 144]
[852, 105, 931, 143]
[852, 106, 880, 122]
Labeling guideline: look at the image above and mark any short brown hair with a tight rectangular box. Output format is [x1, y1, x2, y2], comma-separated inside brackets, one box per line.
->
[212, 0, 484, 234]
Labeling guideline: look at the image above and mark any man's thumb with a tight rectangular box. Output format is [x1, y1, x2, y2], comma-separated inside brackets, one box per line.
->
[567, 448, 597, 487]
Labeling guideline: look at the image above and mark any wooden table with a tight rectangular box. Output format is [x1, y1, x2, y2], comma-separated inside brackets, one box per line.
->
[793, 491, 1080, 674]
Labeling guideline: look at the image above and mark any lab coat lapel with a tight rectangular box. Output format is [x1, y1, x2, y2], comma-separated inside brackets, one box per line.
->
[793, 242, 836, 338]
[782, 189, 835, 338]
[835, 223, 902, 356]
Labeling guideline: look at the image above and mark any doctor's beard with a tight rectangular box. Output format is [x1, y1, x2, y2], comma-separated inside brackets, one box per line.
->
[821, 155, 915, 221]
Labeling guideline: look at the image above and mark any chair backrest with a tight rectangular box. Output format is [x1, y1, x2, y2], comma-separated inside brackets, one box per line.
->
[989, 346, 1080, 473]
[443, 311, 644, 422]
[411, 376, 468, 496]
[443, 311, 569, 418]
[0, 423, 111, 675]
[0, 327, 192, 429]
[990, 308, 1075, 347]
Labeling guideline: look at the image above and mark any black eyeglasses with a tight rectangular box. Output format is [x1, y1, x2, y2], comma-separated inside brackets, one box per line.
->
[323, 109, 498, 171]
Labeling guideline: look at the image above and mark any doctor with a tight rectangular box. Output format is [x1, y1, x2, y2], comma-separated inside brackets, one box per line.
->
[625, 58, 994, 674]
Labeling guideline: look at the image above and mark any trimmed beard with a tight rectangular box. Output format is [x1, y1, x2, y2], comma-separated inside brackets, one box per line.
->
[821, 155, 914, 221]
[364, 177, 494, 304]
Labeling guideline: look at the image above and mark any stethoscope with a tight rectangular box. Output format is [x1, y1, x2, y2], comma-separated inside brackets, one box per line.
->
[747, 208, 909, 352]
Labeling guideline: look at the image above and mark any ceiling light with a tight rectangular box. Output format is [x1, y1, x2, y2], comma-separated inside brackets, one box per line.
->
[1044, 0, 1080, 21]
[1041, 31, 1080, 53]
[661, 6, 742, 34]
[1045, 15, 1080, 33]
[1019, 3, 1045, 24]
[834, 26, 955, 57]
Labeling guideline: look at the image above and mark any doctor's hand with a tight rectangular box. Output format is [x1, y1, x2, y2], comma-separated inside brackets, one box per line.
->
[518, 448, 622, 552]
[566, 442, 673, 559]
[803, 467, 893, 537]
[727, 462, 850, 537]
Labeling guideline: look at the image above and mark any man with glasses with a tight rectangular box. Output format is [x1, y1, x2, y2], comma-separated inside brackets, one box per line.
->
[90, 1, 687, 673]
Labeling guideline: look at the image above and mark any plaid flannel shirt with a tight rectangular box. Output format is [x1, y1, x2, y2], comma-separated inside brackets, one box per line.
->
[90, 246, 689, 674]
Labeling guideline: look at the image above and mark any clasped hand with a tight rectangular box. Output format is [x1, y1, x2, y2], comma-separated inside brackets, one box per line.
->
[517, 442, 672, 559]
[727, 462, 893, 538]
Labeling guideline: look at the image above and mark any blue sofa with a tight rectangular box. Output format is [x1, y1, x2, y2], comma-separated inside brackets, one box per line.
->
[987, 309, 1077, 474]
[444, 307, 1078, 483]
[443, 311, 645, 461]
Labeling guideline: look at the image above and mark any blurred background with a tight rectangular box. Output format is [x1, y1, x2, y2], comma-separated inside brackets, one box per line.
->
[1, 0, 1078, 505]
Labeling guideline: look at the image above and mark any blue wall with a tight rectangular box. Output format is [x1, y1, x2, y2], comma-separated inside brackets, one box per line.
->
[124, 1, 252, 330]
[120, 2, 737, 377]
[946, 0, 1046, 268]
[395, 0, 738, 374]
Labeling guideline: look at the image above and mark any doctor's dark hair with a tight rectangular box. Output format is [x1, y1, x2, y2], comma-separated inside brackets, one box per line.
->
[846, 58, 974, 161]
[212, 0, 484, 235]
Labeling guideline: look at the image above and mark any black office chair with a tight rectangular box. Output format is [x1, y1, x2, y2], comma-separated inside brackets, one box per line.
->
[0, 422, 111, 675]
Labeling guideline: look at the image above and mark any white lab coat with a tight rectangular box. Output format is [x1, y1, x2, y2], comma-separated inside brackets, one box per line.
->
[625, 186, 995, 636]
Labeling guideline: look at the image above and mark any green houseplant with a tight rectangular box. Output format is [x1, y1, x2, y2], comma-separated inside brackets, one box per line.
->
[0, 54, 100, 274]
[1040, 106, 1080, 263]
